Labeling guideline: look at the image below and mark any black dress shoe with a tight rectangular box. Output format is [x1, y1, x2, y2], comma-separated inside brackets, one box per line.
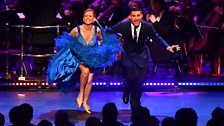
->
[122, 95, 129, 104]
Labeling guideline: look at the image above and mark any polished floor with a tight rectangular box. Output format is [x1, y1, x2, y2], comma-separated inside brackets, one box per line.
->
[0, 57, 224, 126]
[0, 90, 224, 126]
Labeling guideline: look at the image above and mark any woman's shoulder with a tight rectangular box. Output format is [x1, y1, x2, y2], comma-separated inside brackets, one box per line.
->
[96, 26, 101, 33]
[69, 27, 79, 37]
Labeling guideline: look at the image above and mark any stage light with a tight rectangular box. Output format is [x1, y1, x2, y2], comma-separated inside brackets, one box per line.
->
[1, 81, 224, 89]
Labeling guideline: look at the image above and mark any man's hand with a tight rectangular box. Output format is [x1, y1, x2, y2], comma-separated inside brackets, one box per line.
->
[166, 45, 180, 53]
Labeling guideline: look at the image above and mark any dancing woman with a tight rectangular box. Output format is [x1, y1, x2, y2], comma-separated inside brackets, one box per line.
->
[47, 8, 121, 114]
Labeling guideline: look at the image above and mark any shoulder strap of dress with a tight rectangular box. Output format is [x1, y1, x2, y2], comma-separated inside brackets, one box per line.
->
[94, 26, 97, 33]
[77, 26, 81, 33]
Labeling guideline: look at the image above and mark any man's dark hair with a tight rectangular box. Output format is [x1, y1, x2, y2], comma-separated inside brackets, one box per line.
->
[129, 6, 142, 14]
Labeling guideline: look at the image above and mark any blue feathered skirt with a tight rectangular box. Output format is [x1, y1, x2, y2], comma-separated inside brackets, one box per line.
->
[46, 30, 121, 93]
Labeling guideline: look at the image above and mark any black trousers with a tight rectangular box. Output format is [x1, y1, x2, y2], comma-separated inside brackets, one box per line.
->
[123, 63, 147, 109]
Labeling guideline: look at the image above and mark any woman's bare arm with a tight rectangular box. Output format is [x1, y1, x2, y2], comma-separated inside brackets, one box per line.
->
[96, 27, 103, 45]
[69, 27, 78, 37]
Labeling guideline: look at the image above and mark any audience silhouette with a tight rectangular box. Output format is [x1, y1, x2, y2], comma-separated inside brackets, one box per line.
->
[131, 106, 151, 126]
[102, 102, 124, 126]
[37, 120, 52, 126]
[2, 103, 224, 126]
[85, 117, 102, 126]
[9, 106, 23, 126]
[206, 107, 224, 126]
[175, 108, 198, 126]
[19, 103, 35, 126]
[0, 112, 4, 126]
[161, 117, 176, 126]
[54, 110, 75, 126]
[149, 116, 160, 126]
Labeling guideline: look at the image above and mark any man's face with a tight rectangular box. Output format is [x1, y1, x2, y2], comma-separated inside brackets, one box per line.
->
[129, 11, 143, 26]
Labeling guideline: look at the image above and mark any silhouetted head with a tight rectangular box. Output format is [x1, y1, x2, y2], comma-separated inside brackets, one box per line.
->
[85, 117, 102, 126]
[206, 107, 224, 126]
[54, 110, 72, 126]
[38, 119, 53, 126]
[211, 107, 224, 120]
[20, 103, 34, 124]
[102, 102, 118, 123]
[131, 106, 151, 126]
[149, 116, 160, 126]
[9, 106, 22, 125]
[175, 108, 198, 126]
[161, 117, 176, 126]
[0, 112, 5, 126]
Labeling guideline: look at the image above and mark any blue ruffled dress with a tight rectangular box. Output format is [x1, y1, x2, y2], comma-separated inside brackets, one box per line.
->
[46, 26, 121, 93]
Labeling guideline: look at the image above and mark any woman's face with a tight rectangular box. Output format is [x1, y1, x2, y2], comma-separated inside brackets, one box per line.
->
[83, 11, 95, 25]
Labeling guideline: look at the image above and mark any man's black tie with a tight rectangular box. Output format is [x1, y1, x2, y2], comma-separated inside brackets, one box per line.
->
[134, 26, 138, 42]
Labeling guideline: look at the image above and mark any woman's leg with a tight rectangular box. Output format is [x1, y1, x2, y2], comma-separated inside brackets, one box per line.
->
[83, 73, 93, 113]
[77, 63, 89, 108]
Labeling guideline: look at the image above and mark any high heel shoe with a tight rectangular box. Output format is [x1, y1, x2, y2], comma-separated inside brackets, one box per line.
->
[76, 93, 83, 108]
[76, 99, 83, 108]
[83, 103, 91, 114]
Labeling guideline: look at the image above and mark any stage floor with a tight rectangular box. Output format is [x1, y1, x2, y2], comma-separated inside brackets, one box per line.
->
[0, 91, 224, 126]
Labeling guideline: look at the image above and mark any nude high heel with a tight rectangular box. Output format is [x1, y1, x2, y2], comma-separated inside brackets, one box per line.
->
[83, 103, 91, 114]
[76, 99, 83, 108]
[76, 94, 83, 108]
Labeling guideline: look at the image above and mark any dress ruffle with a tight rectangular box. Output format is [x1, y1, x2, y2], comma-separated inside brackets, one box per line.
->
[46, 30, 121, 92]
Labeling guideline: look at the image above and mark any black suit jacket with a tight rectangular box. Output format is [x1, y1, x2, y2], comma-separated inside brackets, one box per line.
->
[107, 20, 169, 68]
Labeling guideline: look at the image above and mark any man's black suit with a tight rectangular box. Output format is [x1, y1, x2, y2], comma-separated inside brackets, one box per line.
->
[108, 20, 169, 108]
